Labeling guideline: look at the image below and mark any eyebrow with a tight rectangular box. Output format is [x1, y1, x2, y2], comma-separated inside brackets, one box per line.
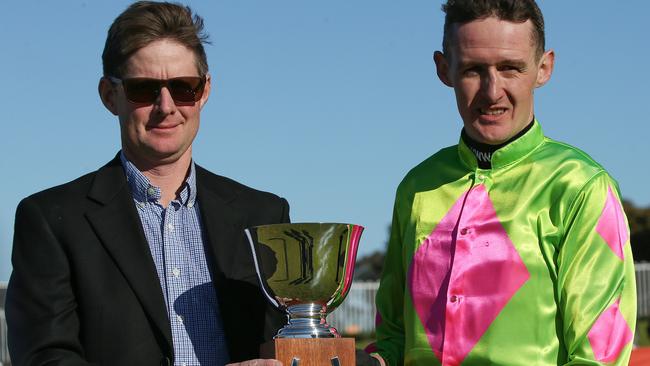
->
[497, 59, 528, 69]
[458, 59, 528, 69]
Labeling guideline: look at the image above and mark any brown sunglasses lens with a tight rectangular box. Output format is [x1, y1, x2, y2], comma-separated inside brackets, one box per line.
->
[122, 77, 205, 104]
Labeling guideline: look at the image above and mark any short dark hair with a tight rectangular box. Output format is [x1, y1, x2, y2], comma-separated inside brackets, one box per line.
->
[102, 1, 210, 78]
[441, 0, 545, 58]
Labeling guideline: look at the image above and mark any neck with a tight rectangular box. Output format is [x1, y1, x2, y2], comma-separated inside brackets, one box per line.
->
[123, 147, 193, 207]
[462, 120, 534, 169]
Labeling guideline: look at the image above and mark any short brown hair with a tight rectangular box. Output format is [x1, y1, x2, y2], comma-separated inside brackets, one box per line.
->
[102, 1, 210, 77]
[441, 0, 545, 59]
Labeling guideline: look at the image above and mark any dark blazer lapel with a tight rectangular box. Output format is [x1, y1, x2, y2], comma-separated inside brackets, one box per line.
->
[85, 156, 173, 352]
[194, 166, 288, 361]
[195, 172, 241, 293]
[196, 169, 252, 358]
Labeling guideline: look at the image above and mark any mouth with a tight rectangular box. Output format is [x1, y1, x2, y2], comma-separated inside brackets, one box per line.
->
[479, 107, 507, 116]
[147, 122, 181, 130]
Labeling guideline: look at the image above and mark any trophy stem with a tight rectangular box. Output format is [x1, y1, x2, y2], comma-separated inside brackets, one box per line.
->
[275, 303, 340, 338]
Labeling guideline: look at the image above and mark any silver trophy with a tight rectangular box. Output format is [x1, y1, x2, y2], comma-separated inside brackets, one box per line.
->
[245, 223, 363, 338]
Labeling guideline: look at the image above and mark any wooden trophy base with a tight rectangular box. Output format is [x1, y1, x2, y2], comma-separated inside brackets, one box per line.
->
[260, 338, 356, 366]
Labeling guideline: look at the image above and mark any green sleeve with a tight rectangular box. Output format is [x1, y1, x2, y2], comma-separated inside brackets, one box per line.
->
[374, 195, 408, 366]
[557, 173, 636, 365]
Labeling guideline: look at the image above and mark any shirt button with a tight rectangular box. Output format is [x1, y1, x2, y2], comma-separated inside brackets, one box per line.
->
[172, 267, 181, 277]
[187, 202, 194, 208]
[177, 315, 184, 323]
[460, 227, 469, 235]
[450, 295, 458, 303]
[167, 223, 174, 231]
[478, 174, 486, 180]
[147, 187, 156, 196]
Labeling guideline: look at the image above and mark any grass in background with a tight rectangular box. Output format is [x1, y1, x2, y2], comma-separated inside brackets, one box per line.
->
[638, 318, 650, 347]
[355, 335, 375, 350]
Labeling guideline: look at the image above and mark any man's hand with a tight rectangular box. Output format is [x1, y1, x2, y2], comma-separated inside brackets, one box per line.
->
[226, 359, 282, 366]
[356, 349, 383, 366]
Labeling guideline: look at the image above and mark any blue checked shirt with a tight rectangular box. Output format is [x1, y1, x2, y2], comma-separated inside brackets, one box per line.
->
[121, 152, 229, 366]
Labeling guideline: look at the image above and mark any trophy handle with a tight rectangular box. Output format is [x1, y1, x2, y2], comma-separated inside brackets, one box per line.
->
[328, 224, 363, 310]
[245, 228, 281, 309]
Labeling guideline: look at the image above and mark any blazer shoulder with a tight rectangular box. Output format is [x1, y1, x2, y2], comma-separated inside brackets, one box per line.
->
[19, 155, 122, 210]
[195, 165, 290, 225]
[195, 165, 285, 204]
[22, 171, 97, 207]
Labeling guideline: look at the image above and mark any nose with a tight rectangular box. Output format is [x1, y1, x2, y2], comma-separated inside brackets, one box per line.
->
[480, 68, 503, 103]
[154, 86, 177, 115]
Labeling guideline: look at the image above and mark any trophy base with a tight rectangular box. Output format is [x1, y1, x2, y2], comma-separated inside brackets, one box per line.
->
[260, 338, 356, 366]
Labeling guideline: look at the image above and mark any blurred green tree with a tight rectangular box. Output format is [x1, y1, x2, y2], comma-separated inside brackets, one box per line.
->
[624, 200, 650, 262]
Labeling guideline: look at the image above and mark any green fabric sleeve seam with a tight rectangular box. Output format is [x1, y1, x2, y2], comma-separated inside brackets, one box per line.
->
[547, 139, 604, 168]
[557, 169, 608, 236]
[554, 169, 607, 308]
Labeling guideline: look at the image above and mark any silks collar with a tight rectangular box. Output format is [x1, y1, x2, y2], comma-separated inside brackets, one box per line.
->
[458, 119, 545, 170]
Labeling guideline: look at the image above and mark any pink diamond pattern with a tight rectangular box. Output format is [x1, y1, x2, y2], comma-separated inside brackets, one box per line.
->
[588, 299, 633, 363]
[596, 186, 629, 260]
[408, 185, 529, 365]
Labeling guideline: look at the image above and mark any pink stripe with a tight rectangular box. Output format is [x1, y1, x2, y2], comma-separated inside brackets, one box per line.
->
[596, 186, 629, 260]
[587, 299, 633, 362]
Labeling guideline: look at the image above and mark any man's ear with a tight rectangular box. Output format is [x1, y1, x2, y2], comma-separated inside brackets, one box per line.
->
[535, 49, 555, 88]
[198, 73, 211, 109]
[434, 51, 454, 87]
[98, 77, 119, 116]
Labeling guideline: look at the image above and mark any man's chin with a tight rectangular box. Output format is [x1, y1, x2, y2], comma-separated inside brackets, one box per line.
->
[125, 145, 189, 166]
[466, 127, 511, 145]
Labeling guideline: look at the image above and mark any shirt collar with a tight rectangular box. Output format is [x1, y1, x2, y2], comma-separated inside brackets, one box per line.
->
[458, 119, 545, 170]
[119, 151, 197, 206]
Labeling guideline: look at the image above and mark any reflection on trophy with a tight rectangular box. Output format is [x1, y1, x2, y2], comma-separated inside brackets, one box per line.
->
[245, 223, 363, 365]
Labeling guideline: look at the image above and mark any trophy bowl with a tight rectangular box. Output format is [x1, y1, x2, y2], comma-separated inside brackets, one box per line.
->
[245, 222, 363, 338]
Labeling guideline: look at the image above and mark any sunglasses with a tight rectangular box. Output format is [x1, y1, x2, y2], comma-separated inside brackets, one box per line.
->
[108, 76, 206, 104]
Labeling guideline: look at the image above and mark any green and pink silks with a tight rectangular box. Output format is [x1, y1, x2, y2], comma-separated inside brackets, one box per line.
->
[371, 121, 636, 365]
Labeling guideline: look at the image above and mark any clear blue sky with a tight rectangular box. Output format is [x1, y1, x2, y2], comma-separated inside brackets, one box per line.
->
[1, 1, 649, 281]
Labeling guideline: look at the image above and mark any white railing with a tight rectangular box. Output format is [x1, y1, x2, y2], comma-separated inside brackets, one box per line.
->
[328, 281, 379, 335]
[636, 262, 650, 318]
[1, 309, 8, 366]
[1, 281, 8, 365]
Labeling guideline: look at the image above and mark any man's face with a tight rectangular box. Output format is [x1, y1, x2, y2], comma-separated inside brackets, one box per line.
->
[100, 39, 210, 167]
[434, 17, 554, 145]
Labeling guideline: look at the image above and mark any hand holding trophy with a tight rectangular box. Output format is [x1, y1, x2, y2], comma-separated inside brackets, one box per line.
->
[245, 223, 363, 366]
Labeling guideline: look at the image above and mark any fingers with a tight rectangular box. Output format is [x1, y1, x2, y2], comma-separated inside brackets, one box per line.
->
[225, 359, 283, 366]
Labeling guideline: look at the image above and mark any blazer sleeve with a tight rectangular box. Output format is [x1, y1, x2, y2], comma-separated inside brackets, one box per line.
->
[6, 197, 96, 366]
[278, 197, 290, 225]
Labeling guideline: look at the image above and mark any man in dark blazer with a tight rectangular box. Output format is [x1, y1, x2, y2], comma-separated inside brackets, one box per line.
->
[6, 2, 287, 365]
